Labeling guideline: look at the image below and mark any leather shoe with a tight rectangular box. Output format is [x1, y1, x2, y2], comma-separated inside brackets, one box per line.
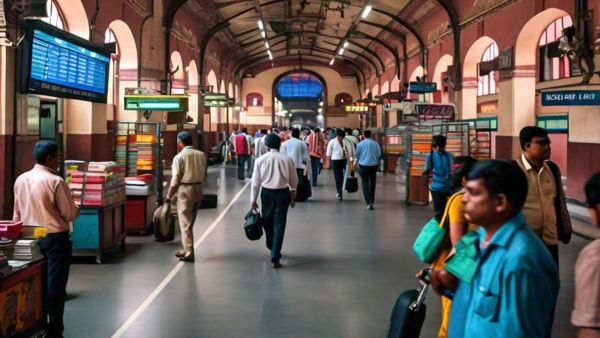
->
[179, 254, 195, 262]
[272, 262, 282, 269]
[175, 251, 186, 258]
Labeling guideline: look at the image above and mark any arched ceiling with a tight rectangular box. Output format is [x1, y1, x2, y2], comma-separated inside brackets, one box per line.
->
[167, 0, 457, 80]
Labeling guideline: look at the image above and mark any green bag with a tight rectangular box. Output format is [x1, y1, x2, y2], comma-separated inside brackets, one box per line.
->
[412, 194, 459, 264]
[444, 232, 480, 283]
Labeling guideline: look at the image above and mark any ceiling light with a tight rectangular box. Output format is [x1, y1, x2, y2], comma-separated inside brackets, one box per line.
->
[361, 5, 372, 19]
[265, 42, 270, 49]
[261, 31, 266, 38]
[338, 48, 344, 55]
[268, 50, 273, 60]
[258, 20, 264, 30]
[343, 41, 349, 48]
[329, 59, 334, 66]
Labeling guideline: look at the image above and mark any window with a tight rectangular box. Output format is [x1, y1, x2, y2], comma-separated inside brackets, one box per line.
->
[478, 42, 499, 96]
[539, 16, 572, 81]
[334, 93, 353, 107]
[41, 1, 64, 30]
[246, 93, 263, 107]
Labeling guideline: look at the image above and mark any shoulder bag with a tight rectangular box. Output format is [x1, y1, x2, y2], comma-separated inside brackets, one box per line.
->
[412, 193, 461, 264]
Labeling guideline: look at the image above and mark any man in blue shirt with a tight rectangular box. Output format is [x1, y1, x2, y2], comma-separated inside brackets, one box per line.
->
[356, 130, 381, 210]
[448, 160, 559, 338]
[424, 135, 454, 213]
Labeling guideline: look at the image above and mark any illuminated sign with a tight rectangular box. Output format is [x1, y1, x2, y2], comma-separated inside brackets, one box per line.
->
[409, 82, 437, 93]
[479, 103, 497, 114]
[203, 93, 234, 107]
[344, 105, 370, 113]
[124, 95, 189, 111]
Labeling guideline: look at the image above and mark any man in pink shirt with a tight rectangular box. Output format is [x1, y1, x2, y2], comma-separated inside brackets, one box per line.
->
[14, 140, 79, 338]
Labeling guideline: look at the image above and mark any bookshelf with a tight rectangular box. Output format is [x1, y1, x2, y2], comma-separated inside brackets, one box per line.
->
[406, 126, 433, 205]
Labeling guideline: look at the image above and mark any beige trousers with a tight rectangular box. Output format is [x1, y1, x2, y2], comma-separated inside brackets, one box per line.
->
[176, 184, 203, 255]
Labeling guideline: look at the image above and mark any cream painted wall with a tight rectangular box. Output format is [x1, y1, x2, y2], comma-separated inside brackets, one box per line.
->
[326, 115, 360, 129]
[241, 66, 360, 114]
[0, 47, 14, 135]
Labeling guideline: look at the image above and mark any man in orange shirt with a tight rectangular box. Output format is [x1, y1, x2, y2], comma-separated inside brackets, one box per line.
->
[14, 140, 79, 338]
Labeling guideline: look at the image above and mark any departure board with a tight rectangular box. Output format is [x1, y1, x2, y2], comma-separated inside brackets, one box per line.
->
[22, 21, 111, 103]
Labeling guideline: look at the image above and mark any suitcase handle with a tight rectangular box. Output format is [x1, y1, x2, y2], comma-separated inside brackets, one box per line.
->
[409, 283, 430, 312]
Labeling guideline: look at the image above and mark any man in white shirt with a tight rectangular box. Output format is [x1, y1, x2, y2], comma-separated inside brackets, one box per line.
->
[326, 128, 355, 200]
[281, 128, 310, 193]
[254, 129, 268, 158]
[251, 134, 298, 268]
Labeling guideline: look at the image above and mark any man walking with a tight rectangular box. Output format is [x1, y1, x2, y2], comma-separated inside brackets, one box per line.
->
[356, 130, 381, 210]
[448, 160, 559, 338]
[235, 128, 252, 180]
[251, 134, 298, 268]
[14, 140, 79, 338]
[326, 128, 355, 201]
[165, 131, 207, 262]
[516, 126, 572, 264]
[424, 135, 453, 213]
[307, 128, 325, 186]
[281, 128, 310, 195]
[254, 129, 269, 158]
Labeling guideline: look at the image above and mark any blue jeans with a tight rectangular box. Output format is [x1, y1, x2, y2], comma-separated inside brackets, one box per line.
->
[237, 155, 249, 179]
[359, 165, 378, 204]
[38, 231, 72, 338]
[261, 188, 292, 263]
[310, 156, 321, 185]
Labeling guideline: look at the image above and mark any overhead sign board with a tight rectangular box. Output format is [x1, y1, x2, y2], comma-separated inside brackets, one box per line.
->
[344, 105, 370, 113]
[409, 82, 437, 93]
[124, 95, 189, 111]
[541, 90, 600, 106]
[203, 93, 234, 107]
[383, 103, 403, 111]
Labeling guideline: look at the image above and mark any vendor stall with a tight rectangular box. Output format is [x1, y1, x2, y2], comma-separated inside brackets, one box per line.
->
[383, 125, 408, 174]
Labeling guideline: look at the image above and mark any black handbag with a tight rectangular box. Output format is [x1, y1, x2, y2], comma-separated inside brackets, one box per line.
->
[345, 175, 359, 193]
[244, 208, 263, 241]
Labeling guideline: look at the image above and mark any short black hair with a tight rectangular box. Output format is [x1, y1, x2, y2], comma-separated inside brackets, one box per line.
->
[433, 135, 447, 148]
[450, 156, 477, 191]
[519, 126, 549, 150]
[336, 128, 346, 137]
[242, 127, 248, 134]
[585, 172, 600, 207]
[34, 140, 58, 164]
[177, 131, 193, 146]
[291, 128, 300, 138]
[314, 128, 321, 133]
[260, 129, 268, 134]
[364, 130, 372, 138]
[265, 134, 281, 150]
[467, 160, 528, 211]
[282, 127, 288, 131]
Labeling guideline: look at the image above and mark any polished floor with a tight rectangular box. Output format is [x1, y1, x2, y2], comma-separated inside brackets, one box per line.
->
[65, 165, 588, 338]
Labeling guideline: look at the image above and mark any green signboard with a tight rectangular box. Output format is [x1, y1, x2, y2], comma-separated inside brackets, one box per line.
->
[124, 95, 188, 111]
[203, 93, 234, 107]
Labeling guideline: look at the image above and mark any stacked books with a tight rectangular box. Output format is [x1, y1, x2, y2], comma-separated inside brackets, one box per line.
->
[69, 162, 126, 206]
[116, 134, 138, 176]
[136, 134, 157, 172]
[64, 160, 87, 179]
[12, 239, 42, 261]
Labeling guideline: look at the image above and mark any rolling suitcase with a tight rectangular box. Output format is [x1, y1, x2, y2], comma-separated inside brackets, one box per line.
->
[387, 283, 430, 338]
[200, 193, 218, 209]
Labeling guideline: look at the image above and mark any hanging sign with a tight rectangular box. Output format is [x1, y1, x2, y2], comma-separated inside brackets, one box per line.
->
[408, 82, 437, 93]
[344, 105, 370, 113]
[541, 90, 600, 106]
[124, 95, 189, 111]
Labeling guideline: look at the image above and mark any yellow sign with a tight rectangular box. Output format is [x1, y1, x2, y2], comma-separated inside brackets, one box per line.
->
[344, 105, 370, 113]
[480, 103, 497, 114]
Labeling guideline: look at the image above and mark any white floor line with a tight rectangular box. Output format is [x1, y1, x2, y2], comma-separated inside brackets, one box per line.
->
[110, 181, 250, 338]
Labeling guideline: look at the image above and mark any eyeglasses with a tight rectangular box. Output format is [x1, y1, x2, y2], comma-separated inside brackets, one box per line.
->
[531, 139, 551, 146]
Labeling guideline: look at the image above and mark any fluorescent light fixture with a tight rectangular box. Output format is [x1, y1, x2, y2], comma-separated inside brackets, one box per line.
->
[265, 42, 270, 49]
[258, 20, 264, 30]
[261, 31, 266, 38]
[361, 5, 372, 19]
[329, 59, 335, 65]
[343, 41, 349, 48]
[338, 48, 344, 55]
[268, 50, 273, 60]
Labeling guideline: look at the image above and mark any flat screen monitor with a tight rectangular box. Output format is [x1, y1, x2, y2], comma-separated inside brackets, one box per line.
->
[20, 20, 111, 103]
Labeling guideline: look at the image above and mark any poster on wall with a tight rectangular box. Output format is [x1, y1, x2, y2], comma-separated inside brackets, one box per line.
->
[19, 20, 111, 103]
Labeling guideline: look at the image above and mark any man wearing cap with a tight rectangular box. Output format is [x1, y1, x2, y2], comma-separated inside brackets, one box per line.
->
[165, 131, 207, 262]
[251, 134, 298, 268]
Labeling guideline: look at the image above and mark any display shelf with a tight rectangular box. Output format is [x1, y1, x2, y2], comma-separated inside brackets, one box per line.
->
[406, 126, 433, 205]
[432, 122, 471, 157]
[114, 122, 164, 201]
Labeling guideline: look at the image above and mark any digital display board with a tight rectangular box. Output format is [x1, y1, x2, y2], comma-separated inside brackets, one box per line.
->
[408, 82, 437, 94]
[124, 95, 189, 111]
[20, 20, 111, 103]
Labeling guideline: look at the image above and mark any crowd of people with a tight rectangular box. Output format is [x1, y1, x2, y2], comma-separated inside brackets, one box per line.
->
[9, 123, 600, 337]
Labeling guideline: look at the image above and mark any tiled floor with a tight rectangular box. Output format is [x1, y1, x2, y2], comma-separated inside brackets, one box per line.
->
[64, 165, 588, 338]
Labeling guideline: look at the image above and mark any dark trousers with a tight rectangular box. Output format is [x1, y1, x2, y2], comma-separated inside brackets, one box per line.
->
[310, 156, 321, 186]
[38, 231, 72, 338]
[431, 190, 450, 213]
[332, 159, 347, 197]
[546, 244, 559, 267]
[237, 154, 249, 179]
[359, 165, 378, 205]
[261, 188, 292, 263]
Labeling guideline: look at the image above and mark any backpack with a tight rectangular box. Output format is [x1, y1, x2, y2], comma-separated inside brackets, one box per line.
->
[235, 134, 248, 155]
